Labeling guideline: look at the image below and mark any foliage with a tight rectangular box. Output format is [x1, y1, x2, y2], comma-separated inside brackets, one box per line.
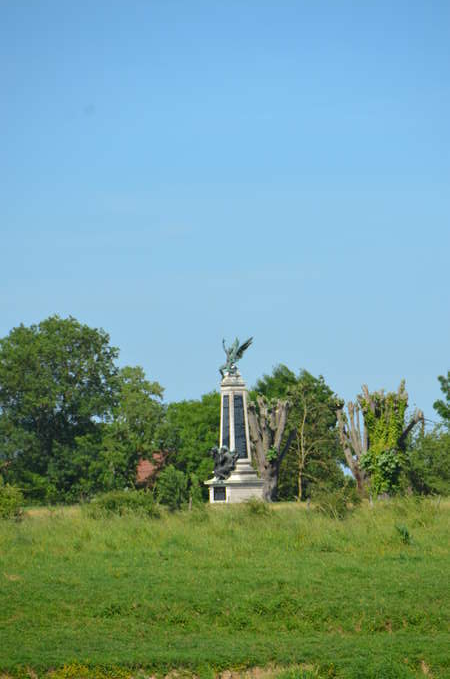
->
[360, 447, 404, 496]
[157, 392, 219, 490]
[360, 382, 408, 453]
[253, 364, 298, 399]
[286, 371, 344, 500]
[340, 381, 422, 497]
[47, 664, 132, 678]
[395, 524, 412, 545]
[266, 446, 279, 462]
[98, 366, 165, 489]
[156, 464, 189, 510]
[188, 472, 204, 505]
[312, 481, 361, 520]
[406, 427, 450, 495]
[0, 317, 168, 503]
[0, 477, 23, 519]
[84, 489, 160, 518]
[245, 497, 272, 516]
[433, 371, 450, 425]
[0, 499, 448, 677]
[0, 316, 119, 501]
[253, 365, 344, 500]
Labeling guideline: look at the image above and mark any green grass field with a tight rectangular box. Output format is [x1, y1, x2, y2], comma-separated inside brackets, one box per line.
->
[0, 499, 448, 679]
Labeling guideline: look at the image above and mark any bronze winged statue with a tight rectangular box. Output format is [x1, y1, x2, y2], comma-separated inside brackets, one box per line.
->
[219, 336, 253, 378]
[210, 446, 239, 481]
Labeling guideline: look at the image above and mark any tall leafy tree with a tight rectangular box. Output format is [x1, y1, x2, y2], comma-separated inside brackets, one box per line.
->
[99, 366, 165, 489]
[406, 428, 450, 496]
[0, 316, 118, 500]
[404, 372, 450, 496]
[285, 372, 344, 500]
[45, 365, 166, 499]
[158, 392, 220, 484]
[253, 364, 298, 399]
[433, 371, 450, 426]
[252, 365, 344, 500]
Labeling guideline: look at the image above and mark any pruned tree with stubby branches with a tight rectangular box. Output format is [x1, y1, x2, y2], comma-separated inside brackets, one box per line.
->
[247, 396, 295, 501]
[253, 366, 345, 501]
[337, 381, 424, 496]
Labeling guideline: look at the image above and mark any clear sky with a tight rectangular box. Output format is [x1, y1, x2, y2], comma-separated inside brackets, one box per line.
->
[1, 0, 449, 420]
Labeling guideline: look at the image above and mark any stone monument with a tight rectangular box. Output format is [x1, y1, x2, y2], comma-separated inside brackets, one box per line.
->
[205, 337, 264, 503]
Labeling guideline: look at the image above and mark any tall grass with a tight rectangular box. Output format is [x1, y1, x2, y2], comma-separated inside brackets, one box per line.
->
[0, 498, 448, 678]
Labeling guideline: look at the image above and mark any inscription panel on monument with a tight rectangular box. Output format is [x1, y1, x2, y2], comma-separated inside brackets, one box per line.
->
[222, 395, 230, 448]
[233, 394, 248, 459]
[214, 486, 226, 501]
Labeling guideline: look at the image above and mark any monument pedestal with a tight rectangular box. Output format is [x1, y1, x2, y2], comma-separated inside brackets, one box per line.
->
[205, 370, 264, 504]
[206, 460, 264, 504]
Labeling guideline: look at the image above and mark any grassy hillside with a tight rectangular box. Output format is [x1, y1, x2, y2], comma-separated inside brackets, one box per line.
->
[0, 499, 448, 679]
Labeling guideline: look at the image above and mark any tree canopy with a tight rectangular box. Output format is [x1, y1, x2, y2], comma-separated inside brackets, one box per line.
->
[252, 365, 345, 500]
[0, 316, 119, 500]
[433, 371, 450, 425]
[160, 392, 219, 483]
[0, 316, 447, 504]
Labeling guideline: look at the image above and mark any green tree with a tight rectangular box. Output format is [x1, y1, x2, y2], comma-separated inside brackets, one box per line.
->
[252, 365, 344, 500]
[284, 371, 344, 500]
[337, 382, 424, 496]
[0, 316, 118, 501]
[0, 477, 24, 519]
[403, 373, 450, 496]
[406, 427, 450, 495]
[433, 371, 450, 425]
[253, 364, 298, 399]
[99, 366, 165, 489]
[156, 464, 189, 510]
[36, 366, 165, 500]
[158, 392, 220, 486]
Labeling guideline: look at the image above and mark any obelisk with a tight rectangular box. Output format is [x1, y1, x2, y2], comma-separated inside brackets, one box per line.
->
[205, 338, 264, 503]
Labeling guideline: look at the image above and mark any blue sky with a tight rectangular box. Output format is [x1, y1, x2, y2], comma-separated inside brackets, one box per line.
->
[1, 0, 449, 419]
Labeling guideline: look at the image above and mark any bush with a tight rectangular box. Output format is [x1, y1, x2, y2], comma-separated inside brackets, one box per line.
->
[156, 465, 188, 510]
[85, 489, 160, 518]
[313, 482, 361, 520]
[45, 663, 132, 678]
[246, 497, 272, 516]
[188, 472, 204, 505]
[0, 478, 24, 520]
[395, 524, 412, 545]
[406, 428, 450, 495]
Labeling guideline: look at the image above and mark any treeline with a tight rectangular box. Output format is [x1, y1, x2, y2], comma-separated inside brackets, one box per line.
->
[0, 316, 448, 504]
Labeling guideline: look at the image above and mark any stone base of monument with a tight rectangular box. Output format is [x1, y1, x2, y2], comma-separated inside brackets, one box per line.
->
[205, 460, 264, 504]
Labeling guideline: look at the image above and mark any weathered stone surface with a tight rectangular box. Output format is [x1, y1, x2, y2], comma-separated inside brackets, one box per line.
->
[206, 369, 264, 503]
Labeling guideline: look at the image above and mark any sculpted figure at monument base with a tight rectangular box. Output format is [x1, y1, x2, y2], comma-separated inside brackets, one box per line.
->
[205, 338, 264, 504]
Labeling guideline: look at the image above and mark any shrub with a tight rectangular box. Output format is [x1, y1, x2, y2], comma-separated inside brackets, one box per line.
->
[188, 472, 204, 505]
[0, 478, 24, 520]
[246, 497, 272, 516]
[406, 428, 450, 496]
[313, 482, 361, 520]
[85, 489, 160, 518]
[47, 663, 132, 678]
[395, 524, 412, 545]
[156, 465, 188, 510]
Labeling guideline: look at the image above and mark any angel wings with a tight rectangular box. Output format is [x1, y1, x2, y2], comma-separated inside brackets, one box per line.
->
[219, 337, 253, 377]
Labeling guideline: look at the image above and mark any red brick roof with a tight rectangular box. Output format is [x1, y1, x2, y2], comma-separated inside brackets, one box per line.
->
[136, 452, 167, 485]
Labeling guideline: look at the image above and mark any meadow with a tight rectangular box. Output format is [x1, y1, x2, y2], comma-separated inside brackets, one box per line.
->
[0, 499, 448, 679]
